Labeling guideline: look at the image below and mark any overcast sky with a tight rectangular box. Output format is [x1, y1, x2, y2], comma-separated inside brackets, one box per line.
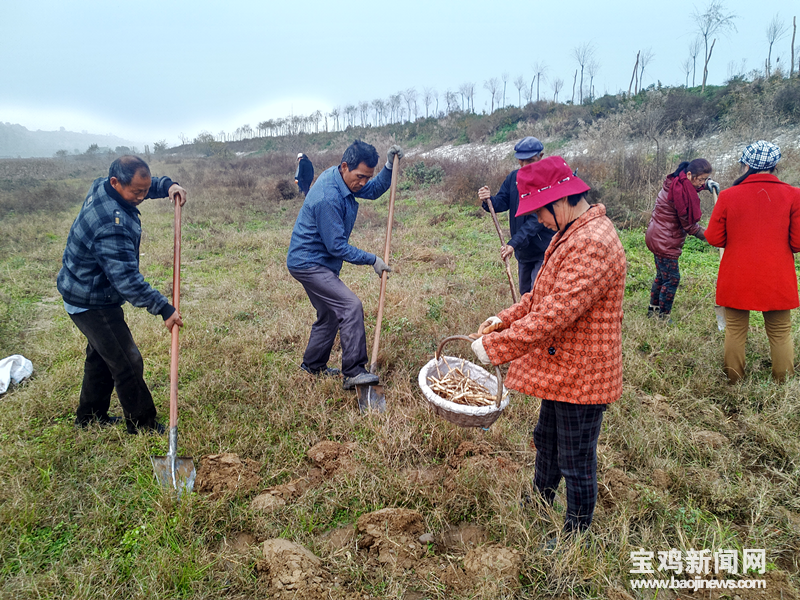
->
[1, 0, 797, 147]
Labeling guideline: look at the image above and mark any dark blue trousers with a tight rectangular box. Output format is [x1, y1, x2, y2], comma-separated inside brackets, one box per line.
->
[518, 257, 544, 296]
[533, 399, 606, 532]
[289, 267, 369, 378]
[69, 306, 157, 433]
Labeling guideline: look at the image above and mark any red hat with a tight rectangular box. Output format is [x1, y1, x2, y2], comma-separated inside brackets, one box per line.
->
[515, 156, 590, 217]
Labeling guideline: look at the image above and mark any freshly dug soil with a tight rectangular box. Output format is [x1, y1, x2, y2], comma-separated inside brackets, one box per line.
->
[256, 538, 330, 598]
[194, 453, 261, 498]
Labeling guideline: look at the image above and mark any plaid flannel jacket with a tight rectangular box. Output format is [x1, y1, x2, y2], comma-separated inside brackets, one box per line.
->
[57, 176, 175, 315]
[482, 204, 626, 404]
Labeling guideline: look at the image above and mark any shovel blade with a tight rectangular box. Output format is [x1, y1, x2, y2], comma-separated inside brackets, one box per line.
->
[151, 455, 196, 496]
[356, 384, 386, 414]
[715, 305, 727, 331]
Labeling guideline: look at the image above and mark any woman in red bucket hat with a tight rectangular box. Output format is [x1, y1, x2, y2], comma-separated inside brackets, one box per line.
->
[470, 156, 627, 540]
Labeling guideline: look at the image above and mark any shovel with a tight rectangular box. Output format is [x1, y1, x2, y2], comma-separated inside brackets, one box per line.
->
[711, 189, 726, 331]
[485, 196, 518, 304]
[355, 154, 400, 413]
[151, 196, 196, 495]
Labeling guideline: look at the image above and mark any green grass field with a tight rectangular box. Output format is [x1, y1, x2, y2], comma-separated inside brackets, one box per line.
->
[1, 157, 798, 599]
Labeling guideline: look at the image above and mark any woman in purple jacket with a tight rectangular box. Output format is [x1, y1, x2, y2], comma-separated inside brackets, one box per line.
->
[645, 159, 717, 320]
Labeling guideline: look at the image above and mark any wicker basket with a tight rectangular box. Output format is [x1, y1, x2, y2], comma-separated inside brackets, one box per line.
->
[418, 335, 509, 428]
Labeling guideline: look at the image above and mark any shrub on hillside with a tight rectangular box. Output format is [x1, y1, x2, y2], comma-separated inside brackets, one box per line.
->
[401, 161, 445, 189]
[439, 157, 508, 206]
[0, 181, 83, 216]
[275, 180, 297, 200]
[774, 81, 800, 119]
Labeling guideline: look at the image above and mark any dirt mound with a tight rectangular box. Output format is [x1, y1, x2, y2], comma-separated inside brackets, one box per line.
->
[317, 525, 356, 554]
[438, 523, 489, 551]
[599, 467, 638, 506]
[307, 440, 356, 474]
[651, 468, 670, 490]
[642, 393, 680, 420]
[256, 538, 329, 597]
[250, 468, 324, 513]
[195, 453, 261, 498]
[357, 508, 426, 571]
[693, 430, 729, 449]
[462, 543, 522, 591]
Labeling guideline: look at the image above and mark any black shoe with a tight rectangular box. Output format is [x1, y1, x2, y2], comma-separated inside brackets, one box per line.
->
[647, 305, 658, 318]
[300, 363, 342, 377]
[127, 419, 166, 435]
[342, 372, 379, 390]
[75, 415, 123, 429]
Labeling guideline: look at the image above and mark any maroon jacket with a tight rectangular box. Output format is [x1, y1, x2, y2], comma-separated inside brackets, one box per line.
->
[645, 174, 705, 259]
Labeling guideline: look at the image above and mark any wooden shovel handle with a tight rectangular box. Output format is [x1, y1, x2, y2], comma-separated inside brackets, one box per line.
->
[368, 154, 399, 374]
[485, 198, 518, 303]
[435, 335, 504, 408]
[169, 200, 181, 429]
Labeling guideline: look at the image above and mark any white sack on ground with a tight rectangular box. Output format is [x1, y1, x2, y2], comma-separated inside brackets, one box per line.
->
[0, 355, 34, 394]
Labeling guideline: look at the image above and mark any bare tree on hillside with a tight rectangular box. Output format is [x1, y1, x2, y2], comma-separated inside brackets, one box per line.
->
[344, 105, 357, 128]
[587, 60, 600, 102]
[372, 99, 384, 126]
[681, 57, 693, 87]
[639, 48, 655, 90]
[693, 0, 737, 92]
[465, 82, 476, 112]
[570, 69, 578, 104]
[514, 75, 525, 106]
[403, 88, 418, 122]
[791, 17, 797, 77]
[766, 13, 789, 77]
[330, 107, 340, 131]
[388, 94, 402, 122]
[571, 42, 595, 104]
[423, 87, 435, 118]
[532, 61, 547, 103]
[501, 71, 510, 108]
[458, 83, 470, 112]
[359, 102, 369, 126]
[688, 37, 702, 86]
[551, 77, 563, 103]
[484, 78, 500, 112]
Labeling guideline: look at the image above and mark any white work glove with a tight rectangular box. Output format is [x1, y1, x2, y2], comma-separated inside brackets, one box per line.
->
[471, 336, 491, 365]
[478, 316, 504, 336]
[372, 256, 392, 277]
[386, 145, 404, 169]
[706, 179, 720, 195]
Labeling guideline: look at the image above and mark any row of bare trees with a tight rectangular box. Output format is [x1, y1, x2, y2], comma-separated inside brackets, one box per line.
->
[175, 2, 797, 148]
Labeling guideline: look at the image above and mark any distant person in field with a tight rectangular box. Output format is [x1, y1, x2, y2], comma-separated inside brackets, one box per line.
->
[477, 136, 554, 295]
[57, 156, 187, 434]
[295, 153, 314, 196]
[471, 156, 626, 541]
[705, 141, 800, 383]
[645, 159, 718, 322]
[287, 140, 403, 390]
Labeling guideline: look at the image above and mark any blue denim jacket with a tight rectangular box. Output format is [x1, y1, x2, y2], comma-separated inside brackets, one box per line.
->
[57, 176, 176, 317]
[287, 164, 392, 275]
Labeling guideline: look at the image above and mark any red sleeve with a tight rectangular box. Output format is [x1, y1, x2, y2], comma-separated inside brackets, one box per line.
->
[672, 179, 702, 236]
[704, 194, 726, 248]
[790, 190, 800, 254]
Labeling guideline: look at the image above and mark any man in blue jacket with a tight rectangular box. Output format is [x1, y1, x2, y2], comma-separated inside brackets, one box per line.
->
[295, 153, 314, 196]
[287, 140, 403, 390]
[57, 156, 187, 434]
[477, 136, 554, 295]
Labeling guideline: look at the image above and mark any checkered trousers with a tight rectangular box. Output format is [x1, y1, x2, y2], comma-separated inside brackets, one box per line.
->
[533, 399, 606, 532]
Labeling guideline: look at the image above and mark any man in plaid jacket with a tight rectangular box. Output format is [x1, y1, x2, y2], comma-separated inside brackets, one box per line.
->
[57, 156, 187, 434]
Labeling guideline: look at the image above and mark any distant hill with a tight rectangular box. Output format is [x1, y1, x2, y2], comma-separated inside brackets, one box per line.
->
[0, 123, 139, 158]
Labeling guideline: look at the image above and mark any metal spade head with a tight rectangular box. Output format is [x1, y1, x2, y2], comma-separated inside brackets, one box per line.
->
[715, 305, 727, 331]
[356, 384, 386, 414]
[151, 427, 196, 497]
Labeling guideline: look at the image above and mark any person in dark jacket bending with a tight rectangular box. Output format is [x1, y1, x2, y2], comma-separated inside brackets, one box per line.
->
[645, 159, 718, 320]
[477, 136, 555, 295]
[58, 156, 187, 434]
[295, 153, 314, 196]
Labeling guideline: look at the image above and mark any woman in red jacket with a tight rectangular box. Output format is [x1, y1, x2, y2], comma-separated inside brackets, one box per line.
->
[705, 141, 800, 383]
[470, 156, 627, 537]
[645, 159, 717, 320]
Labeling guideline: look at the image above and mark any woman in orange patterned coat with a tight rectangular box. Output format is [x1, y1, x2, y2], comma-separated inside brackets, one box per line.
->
[471, 156, 627, 535]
